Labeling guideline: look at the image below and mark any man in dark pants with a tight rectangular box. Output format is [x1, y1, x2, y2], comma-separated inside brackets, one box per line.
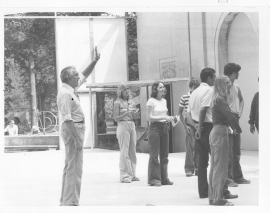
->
[187, 68, 237, 201]
[224, 63, 251, 185]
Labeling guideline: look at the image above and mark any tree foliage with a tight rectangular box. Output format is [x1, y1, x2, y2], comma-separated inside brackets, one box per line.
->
[126, 12, 139, 81]
[4, 18, 57, 126]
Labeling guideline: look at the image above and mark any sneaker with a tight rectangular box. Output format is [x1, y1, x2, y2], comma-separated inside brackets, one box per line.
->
[150, 182, 162, 187]
[186, 172, 193, 177]
[228, 182, 238, 187]
[235, 178, 251, 184]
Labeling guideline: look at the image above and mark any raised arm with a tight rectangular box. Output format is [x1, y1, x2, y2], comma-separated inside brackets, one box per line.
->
[82, 47, 101, 79]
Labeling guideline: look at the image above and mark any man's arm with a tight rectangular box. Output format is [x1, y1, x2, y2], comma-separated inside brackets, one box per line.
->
[178, 106, 190, 134]
[237, 86, 244, 117]
[15, 125, 18, 135]
[64, 121, 83, 149]
[195, 107, 208, 139]
[82, 47, 100, 79]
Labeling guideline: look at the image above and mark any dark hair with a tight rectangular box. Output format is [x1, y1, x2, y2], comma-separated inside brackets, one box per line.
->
[224, 63, 241, 76]
[150, 81, 166, 99]
[189, 78, 200, 88]
[200, 68, 216, 83]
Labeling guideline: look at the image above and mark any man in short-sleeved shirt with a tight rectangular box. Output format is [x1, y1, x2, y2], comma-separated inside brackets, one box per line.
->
[57, 49, 100, 206]
[186, 68, 215, 198]
[4, 120, 18, 136]
[178, 79, 200, 177]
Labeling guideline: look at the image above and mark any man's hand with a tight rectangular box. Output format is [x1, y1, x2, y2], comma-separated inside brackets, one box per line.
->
[95, 46, 100, 61]
[250, 124, 255, 134]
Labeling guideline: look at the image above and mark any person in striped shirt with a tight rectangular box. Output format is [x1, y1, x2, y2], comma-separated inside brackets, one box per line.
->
[178, 78, 200, 177]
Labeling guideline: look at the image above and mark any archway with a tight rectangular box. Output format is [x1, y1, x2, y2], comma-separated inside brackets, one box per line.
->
[217, 12, 259, 151]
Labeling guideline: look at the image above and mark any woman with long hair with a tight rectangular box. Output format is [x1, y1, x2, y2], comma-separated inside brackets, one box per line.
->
[208, 76, 242, 206]
[113, 83, 140, 183]
[146, 81, 174, 187]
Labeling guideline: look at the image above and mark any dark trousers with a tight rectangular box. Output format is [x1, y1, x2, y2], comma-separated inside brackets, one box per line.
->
[196, 122, 230, 198]
[148, 122, 170, 184]
[227, 133, 244, 182]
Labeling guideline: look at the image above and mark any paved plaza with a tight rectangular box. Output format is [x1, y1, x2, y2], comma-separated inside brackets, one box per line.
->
[1, 148, 260, 207]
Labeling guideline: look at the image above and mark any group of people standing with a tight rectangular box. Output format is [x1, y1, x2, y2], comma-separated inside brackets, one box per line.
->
[57, 45, 258, 206]
[179, 63, 259, 206]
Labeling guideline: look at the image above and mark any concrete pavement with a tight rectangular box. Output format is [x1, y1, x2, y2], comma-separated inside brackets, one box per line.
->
[1, 149, 258, 206]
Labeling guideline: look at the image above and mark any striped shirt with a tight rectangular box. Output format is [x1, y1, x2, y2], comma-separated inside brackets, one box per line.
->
[179, 91, 191, 114]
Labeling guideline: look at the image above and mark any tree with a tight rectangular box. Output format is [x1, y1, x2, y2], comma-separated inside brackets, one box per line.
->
[125, 12, 139, 81]
[5, 18, 56, 128]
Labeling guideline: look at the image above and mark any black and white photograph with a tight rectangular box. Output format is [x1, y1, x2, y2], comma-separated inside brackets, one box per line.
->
[1, 0, 269, 211]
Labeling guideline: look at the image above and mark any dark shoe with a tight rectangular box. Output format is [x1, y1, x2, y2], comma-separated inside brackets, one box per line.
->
[224, 193, 238, 199]
[186, 172, 193, 177]
[235, 178, 251, 184]
[161, 180, 173, 185]
[209, 200, 213, 205]
[228, 182, 238, 187]
[200, 195, 208, 199]
[150, 182, 162, 187]
[132, 177, 140, 181]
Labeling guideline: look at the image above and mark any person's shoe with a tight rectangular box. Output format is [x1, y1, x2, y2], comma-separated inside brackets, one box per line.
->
[121, 178, 132, 183]
[224, 193, 238, 199]
[150, 182, 162, 187]
[228, 182, 238, 187]
[209, 200, 213, 205]
[132, 177, 140, 181]
[186, 172, 193, 177]
[200, 195, 208, 199]
[162, 180, 173, 185]
[235, 178, 251, 184]
[213, 200, 234, 206]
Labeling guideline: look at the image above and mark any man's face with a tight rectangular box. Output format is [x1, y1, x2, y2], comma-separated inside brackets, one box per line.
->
[68, 69, 80, 89]
[229, 72, 239, 81]
[208, 73, 216, 86]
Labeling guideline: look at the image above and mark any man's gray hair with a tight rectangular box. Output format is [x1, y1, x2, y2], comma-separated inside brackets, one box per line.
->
[60, 66, 76, 83]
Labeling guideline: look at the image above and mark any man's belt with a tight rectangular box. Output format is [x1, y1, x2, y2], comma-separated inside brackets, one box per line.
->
[74, 120, 84, 124]
[213, 121, 228, 126]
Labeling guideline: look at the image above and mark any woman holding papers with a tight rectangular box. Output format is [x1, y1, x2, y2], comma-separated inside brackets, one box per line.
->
[208, 76, 242, 206]
[113, 83, 140, 183]
[146, 81, 174, 187]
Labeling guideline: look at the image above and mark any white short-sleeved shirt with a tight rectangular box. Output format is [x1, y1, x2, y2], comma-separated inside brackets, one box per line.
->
[4, 125, 18, 136]
[187, 83, 213, 123]
[146, 98, 168, 122]
[57, 73, 86, 124]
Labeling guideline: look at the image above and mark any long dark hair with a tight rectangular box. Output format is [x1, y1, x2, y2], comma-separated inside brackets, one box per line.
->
[150, 81, 166, 99]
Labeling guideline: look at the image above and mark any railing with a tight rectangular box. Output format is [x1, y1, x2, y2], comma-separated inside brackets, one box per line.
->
[38, 111, 59, 134]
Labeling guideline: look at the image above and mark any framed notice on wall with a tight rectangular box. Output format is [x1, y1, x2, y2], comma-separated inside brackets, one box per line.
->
[159, 57, 177, 79]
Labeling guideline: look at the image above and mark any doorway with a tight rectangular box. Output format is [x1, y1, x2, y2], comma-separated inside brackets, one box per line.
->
[164, 84, 173, 153]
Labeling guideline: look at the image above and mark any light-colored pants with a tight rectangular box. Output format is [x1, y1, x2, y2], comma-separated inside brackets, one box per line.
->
[208, 125, 229, 203]
[116, 121, 137, 182]
[60, 122, 85, 206]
